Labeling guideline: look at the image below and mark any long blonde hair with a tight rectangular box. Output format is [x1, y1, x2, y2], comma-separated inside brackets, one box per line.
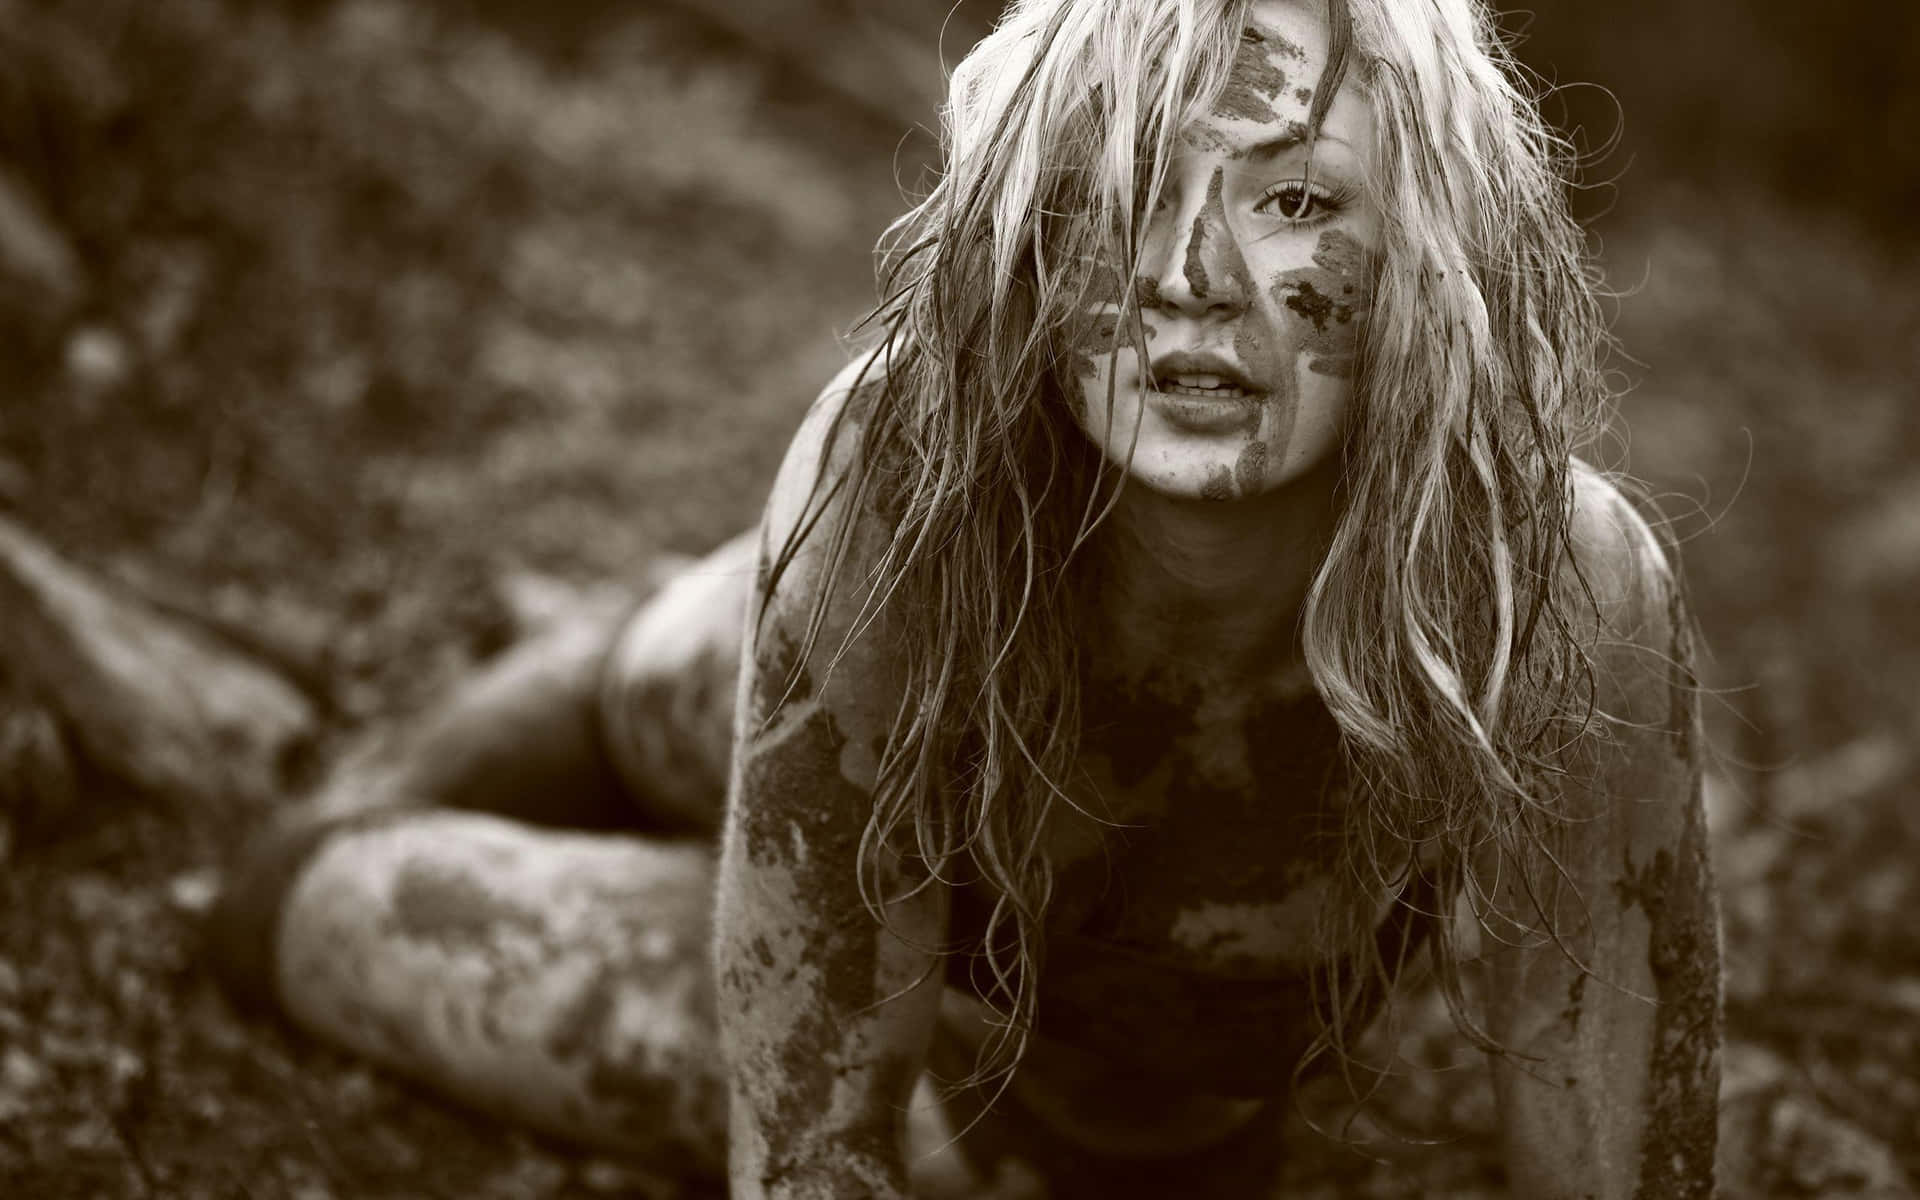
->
[766, 0, 1612, 1085]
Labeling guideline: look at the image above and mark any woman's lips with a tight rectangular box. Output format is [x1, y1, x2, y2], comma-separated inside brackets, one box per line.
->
[1148, 351, 1263, 394]
[1142, 353, 1264, 434]
[1147, 385, 1263, 435]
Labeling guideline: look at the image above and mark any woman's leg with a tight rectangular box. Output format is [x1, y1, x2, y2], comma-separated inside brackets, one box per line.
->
[203, 535, 756, 1170]
[266, 809, 727, 1170]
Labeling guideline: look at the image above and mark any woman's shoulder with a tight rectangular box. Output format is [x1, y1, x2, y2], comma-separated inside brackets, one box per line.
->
[751, 341, 908, 704]
[1564, 460, 1682, 633]
[1563, 460, 1692, 723]
[760, 340, 896, 573]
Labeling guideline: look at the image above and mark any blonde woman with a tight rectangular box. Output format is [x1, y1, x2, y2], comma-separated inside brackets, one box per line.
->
[210, 0, 1720, 1196]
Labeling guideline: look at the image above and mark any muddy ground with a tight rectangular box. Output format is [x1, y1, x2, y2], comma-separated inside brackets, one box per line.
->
[1, 1, 1917, 1196]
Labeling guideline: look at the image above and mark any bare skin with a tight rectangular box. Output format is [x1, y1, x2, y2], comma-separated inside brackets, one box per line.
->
[715, 2, 1718, 1197]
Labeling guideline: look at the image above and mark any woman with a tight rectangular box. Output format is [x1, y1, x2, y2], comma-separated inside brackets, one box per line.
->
[210, 0, 1720, 1196]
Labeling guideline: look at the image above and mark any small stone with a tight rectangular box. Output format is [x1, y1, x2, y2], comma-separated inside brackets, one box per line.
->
[187, 1089, 226, 1125]
[1889, 977, 1920, 1016]
[104, 1046, 145, 1106]
[64, 325, 132, 393]
[167, 869, 221, 914]
[2, 1046, 46, 1094]
[63, 1116, 116, 1152]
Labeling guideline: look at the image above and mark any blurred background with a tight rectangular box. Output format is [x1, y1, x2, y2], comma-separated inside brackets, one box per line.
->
[0, 0, 1915, 1195]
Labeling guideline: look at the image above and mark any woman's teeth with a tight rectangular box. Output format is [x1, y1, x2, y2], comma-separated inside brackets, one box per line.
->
[1158, 374, 1249, 398]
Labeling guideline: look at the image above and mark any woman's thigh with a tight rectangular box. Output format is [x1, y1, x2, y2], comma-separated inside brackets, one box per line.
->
[298, 530, 753, 835]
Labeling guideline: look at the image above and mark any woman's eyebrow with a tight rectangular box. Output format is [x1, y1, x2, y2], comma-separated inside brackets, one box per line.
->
[1242, 126, 1348, 160]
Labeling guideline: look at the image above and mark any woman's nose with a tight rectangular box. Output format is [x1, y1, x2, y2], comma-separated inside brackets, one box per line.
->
[1145, 166, 1252, 319]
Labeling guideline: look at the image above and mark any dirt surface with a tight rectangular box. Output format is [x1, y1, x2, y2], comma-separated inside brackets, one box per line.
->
[2, 1, 1917, 1196]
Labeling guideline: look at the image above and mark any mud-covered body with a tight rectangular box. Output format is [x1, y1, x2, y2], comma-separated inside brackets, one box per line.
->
[713, 346, 1719, 1197]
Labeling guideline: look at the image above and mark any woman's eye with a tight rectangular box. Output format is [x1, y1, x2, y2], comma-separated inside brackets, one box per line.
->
[1258, 181, 1333, 222]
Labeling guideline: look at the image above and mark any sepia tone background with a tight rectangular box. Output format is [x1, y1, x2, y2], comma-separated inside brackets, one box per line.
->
[1, 0, 1915, 1194]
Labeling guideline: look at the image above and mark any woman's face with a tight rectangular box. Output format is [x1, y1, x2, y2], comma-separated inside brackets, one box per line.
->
[1067, 0, 1378, 502]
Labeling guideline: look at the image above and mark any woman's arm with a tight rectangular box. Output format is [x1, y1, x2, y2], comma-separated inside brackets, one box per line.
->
[1481, 476, 1721, 1199]
[715, 359, 949, 1199]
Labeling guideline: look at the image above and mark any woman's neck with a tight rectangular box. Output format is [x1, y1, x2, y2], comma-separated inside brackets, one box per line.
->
[1079, 455, 1342, 679]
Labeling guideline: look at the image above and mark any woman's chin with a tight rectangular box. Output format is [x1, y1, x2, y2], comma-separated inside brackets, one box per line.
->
[1113, 457, 1255, 504]
[1092, 434, 1344, 505]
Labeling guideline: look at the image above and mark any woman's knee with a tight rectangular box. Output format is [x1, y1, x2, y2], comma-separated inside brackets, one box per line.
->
[203, 806, 409, 1014]
[597, 532, 755, 835]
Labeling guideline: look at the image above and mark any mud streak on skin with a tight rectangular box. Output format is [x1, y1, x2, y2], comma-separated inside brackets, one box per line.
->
[1270, 228, 1371, 377]
[1135, 274, 1165, 311]
[1066, 264, 1154, 390]
[1613, 620, 1719, 1200]
[1234, 440, 1268, 494]
[386, 862, 546, 951]
[750, 625, 814, 717]
[1211, 27, 1299, 125]
[728, 688, 908, 1192]
[1559, 969, 1586, 1030]
[1615, 817, 1718, 1199]
[1230, 312, 1293, 480]
[541, 958, 724, 1166]
[1183, 167, 1226, 299]
[1637, 580, 1716, 1197]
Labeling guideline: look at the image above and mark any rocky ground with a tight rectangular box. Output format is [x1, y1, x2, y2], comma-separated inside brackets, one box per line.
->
[1, 1, 1916, 1195]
